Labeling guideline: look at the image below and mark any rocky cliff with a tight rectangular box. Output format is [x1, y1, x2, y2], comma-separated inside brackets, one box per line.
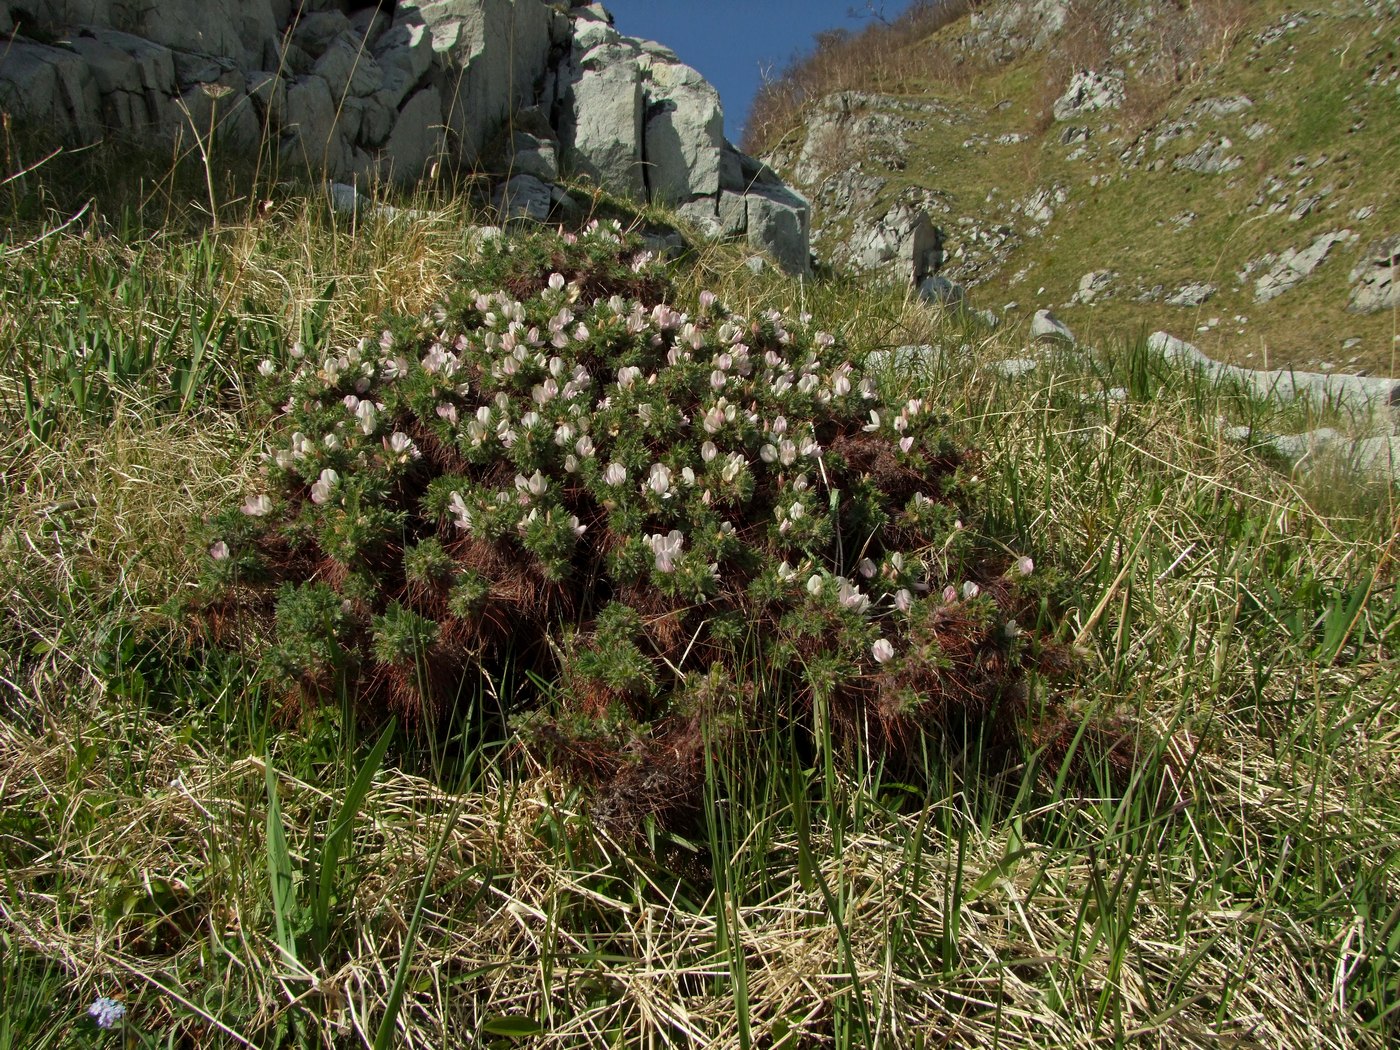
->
[761, 0, 1399, 374]
[0, 0, 811, 272]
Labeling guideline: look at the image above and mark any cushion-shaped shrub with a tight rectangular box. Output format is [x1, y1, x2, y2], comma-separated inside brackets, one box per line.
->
[202, 221, 1059, 827]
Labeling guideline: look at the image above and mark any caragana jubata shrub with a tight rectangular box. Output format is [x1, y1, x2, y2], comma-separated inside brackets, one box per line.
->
[202, 222, 1061, 826]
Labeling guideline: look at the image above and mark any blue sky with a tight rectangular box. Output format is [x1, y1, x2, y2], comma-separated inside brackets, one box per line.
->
[600, 1, 920, 143]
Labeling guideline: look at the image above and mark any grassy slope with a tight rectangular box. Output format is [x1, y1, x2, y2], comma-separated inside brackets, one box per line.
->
[778, 0, 1400, 376]
[0, 154, 1398, 1047]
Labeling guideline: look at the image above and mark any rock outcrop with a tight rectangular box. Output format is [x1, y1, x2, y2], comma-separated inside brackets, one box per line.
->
[0, 0, 810, 272]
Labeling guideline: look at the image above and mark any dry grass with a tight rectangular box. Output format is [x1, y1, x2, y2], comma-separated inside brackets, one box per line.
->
[1, 176, 1398, 1046]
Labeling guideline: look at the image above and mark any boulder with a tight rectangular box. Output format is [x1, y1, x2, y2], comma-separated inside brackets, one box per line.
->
[134, 0, 280, 72]
[847, 202, 943, 285]
[1166, 282, 1217, 307]
[0, 38, 103, 145]
[1173, 138, 1242, 175]
[282, 73, 344, 175]
[313, 31, 384, 101]
[640, 53, 724, 203]
[61, 26, 177, 133]
[290, 10, 353, 57]
[559, 40, 645, 196]
[1149, 332, 1400, 409]
[744, 182, 811, 275]
[1348, 234, 1399, 313]
[503, 128, 558, 181]
[382, 86, 446, 184]
[1070, 269, 1115, 305]
[717, 190, 748, 236]
[179, 75, 261, 153]
[675, 196, 722, 238]
[1031, 309, 1075, 344]
[247, 70, 288, 130]
[918, 274, 966, 308]
[493, 172, 554, 222]
[373, 17, 435, 92]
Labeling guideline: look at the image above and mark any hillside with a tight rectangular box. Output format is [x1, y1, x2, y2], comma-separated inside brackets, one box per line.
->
[758, 0, 1400, 376]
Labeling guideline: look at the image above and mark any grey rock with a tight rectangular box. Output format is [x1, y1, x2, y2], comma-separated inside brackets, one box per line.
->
[744, 182, 811, 275]
[1166, 282, 1217, 307]
[674, 196, 721, 237]
[865, 344, 937, 372]
[992, 357, 1038, 377]
[559, 41, 644, 196]
[1052, 69, 1124, 121]
[1348, 234, 1399, 313]
[1351, 437, 1400, 482]
[414, 0, 555, 165]
[179, 72, 261, 151]
[373, 17, 434, 89]
[1174, 138, 1242, 174]
[1186, 94, 1253, 118]
[717, 190, 748, 236]
[504, 129, 558, 181]
[641, 54, 724, 203]
[1070, 269, 1115, 305]
[1149, 331, 1400, 409]
[639, 229, 685, 257]
[745, 256, 766, 275]
[247, 70, 288, 129]
[918, 274, 966, 308]
[313, 32, 383, 100]
[381, 86, 445, 184]
[291, 10, 353, 57]
[0, 38, 103, 145]
[62, 26, 177, 132]
[135, 0, 279, 73]
[847, 202, 943, 286]
[492, 173, 554, 223]
[358, 94, 396, 147]
[1254, 231, 1355, 303]
[282, 74, 343, 175]
[1031, 309, 1075, 344]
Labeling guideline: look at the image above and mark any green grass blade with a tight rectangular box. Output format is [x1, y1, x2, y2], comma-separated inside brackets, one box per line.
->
[264, 756, 299, 966]
[312, 717, 396, 955]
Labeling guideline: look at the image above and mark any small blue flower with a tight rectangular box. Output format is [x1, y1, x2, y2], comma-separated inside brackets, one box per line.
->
[87, 997, 125, 1029]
